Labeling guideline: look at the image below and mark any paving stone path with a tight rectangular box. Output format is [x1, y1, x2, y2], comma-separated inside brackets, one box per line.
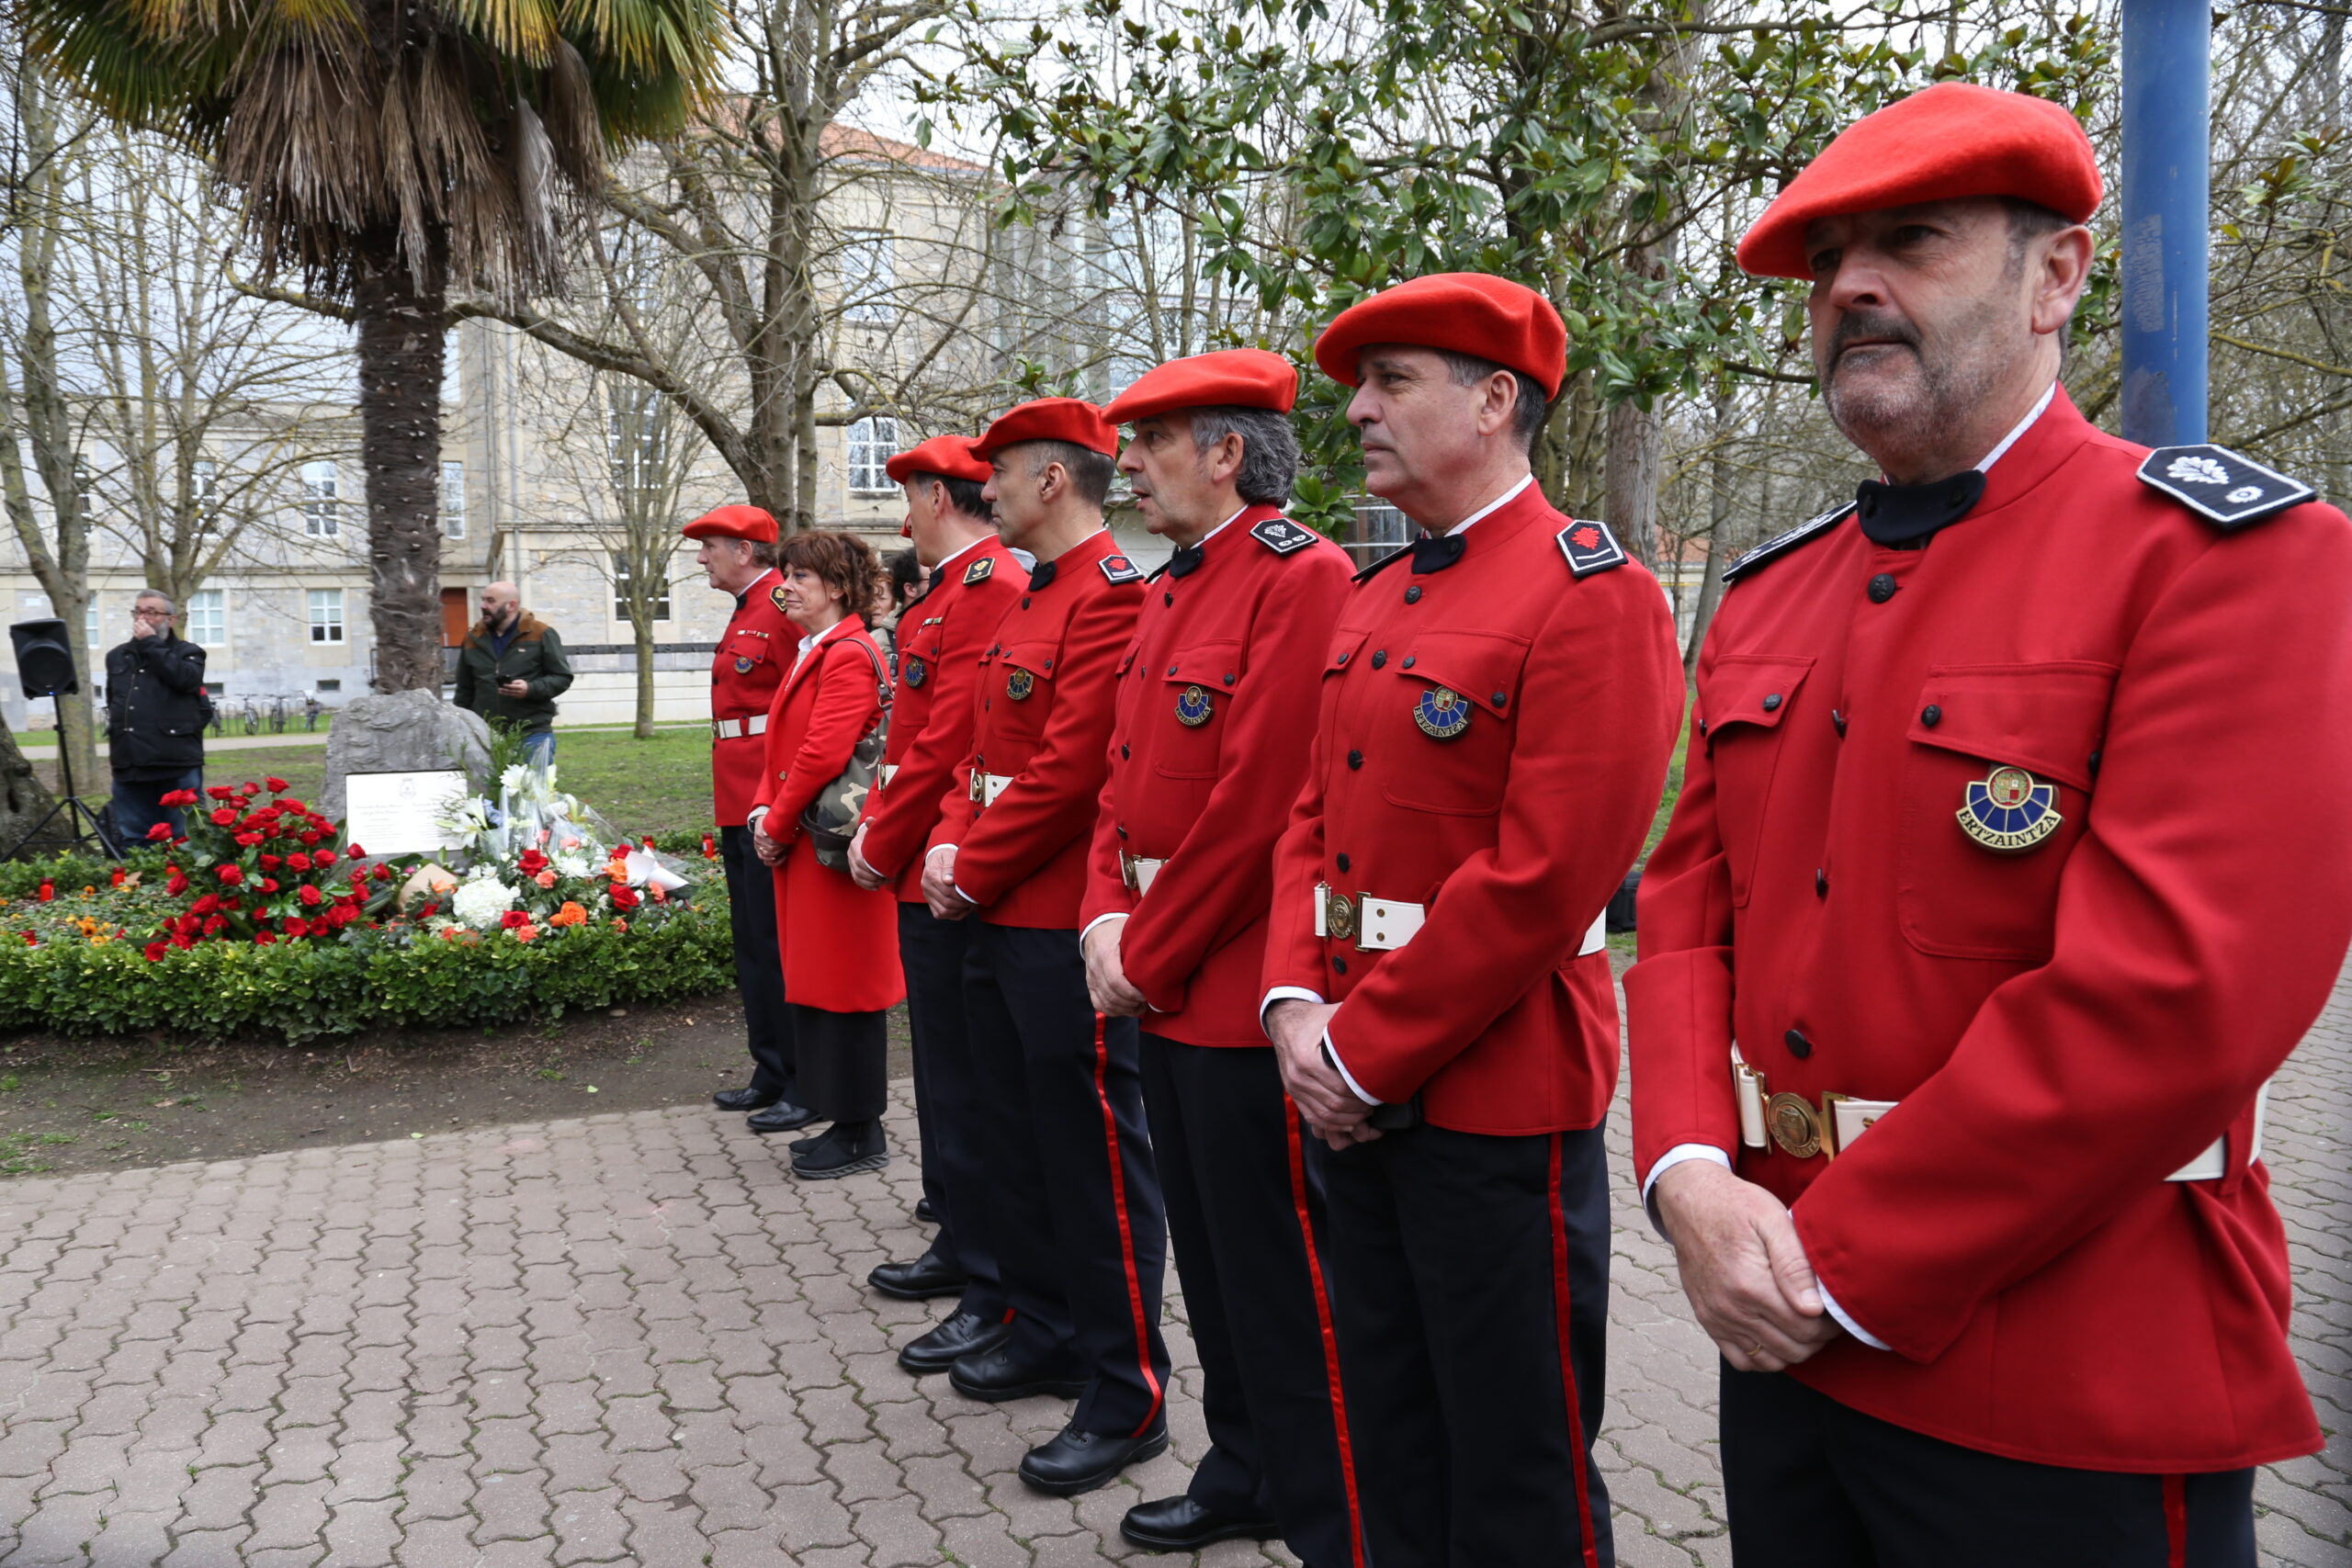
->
[0, 965, 2342, 1567]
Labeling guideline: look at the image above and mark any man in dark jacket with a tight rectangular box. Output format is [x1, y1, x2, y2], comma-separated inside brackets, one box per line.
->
[105, 590, 209, 842]
[454, 581, 574, 764]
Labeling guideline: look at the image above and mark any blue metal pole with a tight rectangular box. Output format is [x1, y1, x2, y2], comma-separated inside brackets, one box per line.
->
[2119, 0, 2211, 446]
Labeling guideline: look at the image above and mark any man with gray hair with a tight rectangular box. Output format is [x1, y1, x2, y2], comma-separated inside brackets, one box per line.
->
[1082, 350, 1363, 1562]
[105, 589, 209, 842]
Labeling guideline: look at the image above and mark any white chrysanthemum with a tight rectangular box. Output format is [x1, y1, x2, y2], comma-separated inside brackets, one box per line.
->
[553, 850, 594, 878]
[451, 872, 518, 931]
[499, 763, 529, 796]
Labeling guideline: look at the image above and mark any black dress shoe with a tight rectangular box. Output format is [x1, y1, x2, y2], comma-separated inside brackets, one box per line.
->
[1019, 1420, 1170, 1495]
[898, 1309, 1012, 1374]
[947, 1343, 1087, 1404]
[914, 1197, 937, 1224]
[712, 1085, 781, 1111]
[746, 1100, 818, 1134]
[1119, 1494, 1281, 1552]
[868, 1248, 968, 1301]
[790, 1120, 888, 1179]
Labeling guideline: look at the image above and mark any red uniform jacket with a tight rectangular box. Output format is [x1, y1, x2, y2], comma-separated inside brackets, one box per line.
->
[860, 538, 1025, 902]
[932, 528, 1144, 929]
[750, 618, 905, 1014]
[1627, 391, 2352, 1470]
[1082, 508, 1352, 1046]
[709, 568, 797, 828]
[1261, 483, 1683, 1133]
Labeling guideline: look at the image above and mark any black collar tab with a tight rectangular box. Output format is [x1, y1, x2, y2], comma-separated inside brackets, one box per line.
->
[1855, 470, 1985, 547]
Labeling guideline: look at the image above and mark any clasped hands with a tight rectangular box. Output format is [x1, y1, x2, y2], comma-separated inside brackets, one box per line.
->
[1653, 1159, 1844, 1373]
[1264, 999, 1382, 1153]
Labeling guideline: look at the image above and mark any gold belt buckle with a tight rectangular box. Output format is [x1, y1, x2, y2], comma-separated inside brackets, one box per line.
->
[1766, 1090, 1853, 1161]
[1324, 889, 1358, 943]
[969, 773, 986, 804]
[1120, 852, 1141, 892]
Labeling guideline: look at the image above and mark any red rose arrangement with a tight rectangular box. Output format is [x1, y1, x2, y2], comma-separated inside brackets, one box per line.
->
[145, 783, 371, 950]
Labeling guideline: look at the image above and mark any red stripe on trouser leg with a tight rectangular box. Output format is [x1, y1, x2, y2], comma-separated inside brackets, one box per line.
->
[1548, 1134, 1601, 1568]
[1089, 1012, 1163, 1434]
[1283, 1099, 1366, 1568]
[2163, 1474, 2188, 1568]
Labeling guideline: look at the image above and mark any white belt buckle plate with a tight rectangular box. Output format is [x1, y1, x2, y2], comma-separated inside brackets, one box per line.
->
[1128, 858, 1164, 896]
[1358, 897, 1425, 951]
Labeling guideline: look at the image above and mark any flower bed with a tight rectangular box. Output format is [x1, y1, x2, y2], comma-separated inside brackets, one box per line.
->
[0, 775, 735, 1043]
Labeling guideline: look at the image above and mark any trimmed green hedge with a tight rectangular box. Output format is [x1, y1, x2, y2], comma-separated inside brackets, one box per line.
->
[0, 879, 733, 1043]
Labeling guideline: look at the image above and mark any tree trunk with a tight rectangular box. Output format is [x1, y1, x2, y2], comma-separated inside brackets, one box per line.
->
[633, 610, 657, 739]
[1684, 394, 1737, 677]
[1603, 399, 1662, 570]
[0, 718, 65, 860]
[354, 229, 449, 694]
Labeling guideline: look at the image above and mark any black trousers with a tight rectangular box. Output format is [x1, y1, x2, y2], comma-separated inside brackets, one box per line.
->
[1322, 1122, 1613, 1568]
[1721, 1367, 2257, 1568]
[899, 903, 1003, 1317]
[790, 1005, 886, 1124]
[1140, 1034, 1362, 1568]
[718, 825, 796, 1100]
[963, 921, 1169, 1437]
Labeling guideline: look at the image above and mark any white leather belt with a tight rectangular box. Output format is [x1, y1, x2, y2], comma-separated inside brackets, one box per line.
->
[1315, 885, 1606, 957]
[1731, 1045, 2267, 1181]
[1121, 853, 1165, 895]
[878, 763, 899, 787]
[968, 772, 1012, 807]
[713, 714, 769, 740]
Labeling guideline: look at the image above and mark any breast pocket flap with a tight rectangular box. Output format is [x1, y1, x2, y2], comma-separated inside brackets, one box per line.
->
[1905, 662, 2116, 793]
[1698, 654, 1815, 735]
[1401, 630, 1532, 717]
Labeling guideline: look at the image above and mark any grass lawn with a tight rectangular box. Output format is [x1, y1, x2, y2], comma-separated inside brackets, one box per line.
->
[85, 726, 722, 841]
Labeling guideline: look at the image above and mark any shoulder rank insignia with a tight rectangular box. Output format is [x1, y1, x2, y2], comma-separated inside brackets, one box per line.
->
[1556, 518, 1628, 578]
[1722, 502, 1860, 584]
[963, 555, 995, 586]
[1100, 554, 1143, 584]
[1250, 517, 1317, 556]
[2137, 445, 2315, 530]
[1958, 765, 2062, 852]
[770, 584, 791, 615]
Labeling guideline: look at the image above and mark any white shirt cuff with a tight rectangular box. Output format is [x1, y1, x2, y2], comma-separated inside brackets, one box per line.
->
[1818, 1284, 1890, 1351]
[746, 806, 770, 827]
[1321, 1030, 1379, 1105]
[1640, 1144, 1733, 1237]
[928, 843, 956, 860]
[1260, 986, 1327, 1033]
[1080, 912, 1126, 943]
[952, 885, 978, 906]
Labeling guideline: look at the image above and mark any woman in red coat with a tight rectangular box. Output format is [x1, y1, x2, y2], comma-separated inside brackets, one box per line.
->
[749, 531, 905, 1179]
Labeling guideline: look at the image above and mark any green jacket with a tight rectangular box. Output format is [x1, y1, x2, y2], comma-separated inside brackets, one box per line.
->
[454, 611, 574, 735]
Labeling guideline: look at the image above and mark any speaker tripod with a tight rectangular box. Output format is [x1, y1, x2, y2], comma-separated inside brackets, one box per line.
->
[6, 695, 122, 860]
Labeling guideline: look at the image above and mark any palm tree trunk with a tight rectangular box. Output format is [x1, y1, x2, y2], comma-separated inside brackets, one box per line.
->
[353, 228, 449, 694]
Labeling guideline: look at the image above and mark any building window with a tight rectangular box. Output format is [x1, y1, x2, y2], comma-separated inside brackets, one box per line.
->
[841, 231, 895, 323]
[316, 679, 341, 693]
[300, 461, 340, 536]
[612, 552, 672, 622]
[187, 589, 225, 648]
[1345, 502, 1410, 570]
[441, 461, 467, 539]
[606, 389, 669, 503]
[85, 598, 98, 651]
[847, 416, 898, 495]
[193, 459, 220, 532]
[72, 456, 94, 519]
[308, 588, 345, 644]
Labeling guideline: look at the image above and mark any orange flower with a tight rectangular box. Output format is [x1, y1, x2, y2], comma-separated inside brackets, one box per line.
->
[534, 870, 559, 888]
[550, 902, 586, 928]
[610, 918, 628, 932]
[513, 923, 539, 943]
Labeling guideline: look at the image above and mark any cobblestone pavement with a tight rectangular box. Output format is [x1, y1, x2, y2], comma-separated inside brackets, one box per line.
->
[0, 966, 2342, 1568]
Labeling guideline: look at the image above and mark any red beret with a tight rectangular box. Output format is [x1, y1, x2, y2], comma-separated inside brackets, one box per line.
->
[681, 503, 778, 543]
[885, 434, 990, 486]
[971, 398, 1118, 460]
[1314, 273, 1567, 399]
[1737, 84, 2101, 279]
[1102, 348, 1299, 424]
